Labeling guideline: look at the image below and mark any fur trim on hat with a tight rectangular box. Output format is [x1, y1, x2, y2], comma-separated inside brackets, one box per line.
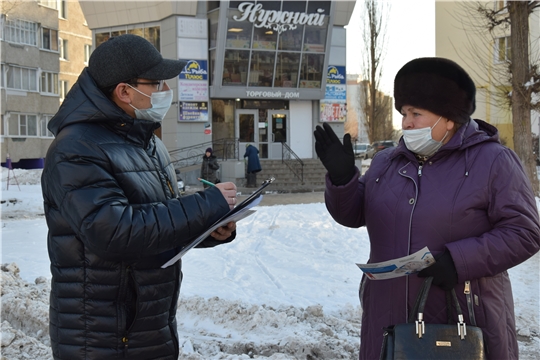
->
[394, 57, 476, 124]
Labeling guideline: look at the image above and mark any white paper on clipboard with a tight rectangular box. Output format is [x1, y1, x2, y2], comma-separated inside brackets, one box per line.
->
[161, 178, 274, 268]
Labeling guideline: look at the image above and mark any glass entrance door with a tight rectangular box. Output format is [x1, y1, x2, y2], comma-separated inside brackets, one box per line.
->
[236, 109, 258, 156]
[268, 110, 289, 159]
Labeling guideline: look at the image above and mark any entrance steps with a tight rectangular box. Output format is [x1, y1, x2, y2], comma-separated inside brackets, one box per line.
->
[241, 159, 328, 193]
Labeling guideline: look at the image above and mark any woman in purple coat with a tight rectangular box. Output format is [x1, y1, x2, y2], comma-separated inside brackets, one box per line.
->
[314, 57, 540, 359]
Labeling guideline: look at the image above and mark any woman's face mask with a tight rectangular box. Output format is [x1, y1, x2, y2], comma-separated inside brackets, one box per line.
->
[402, 116, 448, 157]
[127, 84, 173, 122]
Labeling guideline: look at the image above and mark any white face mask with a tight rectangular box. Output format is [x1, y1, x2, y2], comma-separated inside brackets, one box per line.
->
[402, 116, 448, 157]
[127, 84, 173, 122]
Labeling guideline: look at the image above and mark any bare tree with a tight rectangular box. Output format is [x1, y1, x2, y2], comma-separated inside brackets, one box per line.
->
[455, 1, 540, 193]
[0, 0, 22, 15]
[508, 2, 540, 193]
[359, 0, 392, 143]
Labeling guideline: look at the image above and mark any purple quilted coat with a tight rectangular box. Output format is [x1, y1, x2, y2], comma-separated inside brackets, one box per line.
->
[324, 119, 540, 360]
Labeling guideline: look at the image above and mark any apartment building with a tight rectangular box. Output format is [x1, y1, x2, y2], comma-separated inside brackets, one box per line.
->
[0, 0, 91, 166]
[436, 0, 540, 149]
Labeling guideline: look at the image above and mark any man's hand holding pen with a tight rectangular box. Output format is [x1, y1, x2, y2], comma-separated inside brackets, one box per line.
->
[211, 181, 238, 241]
[216, 181, 237, 210]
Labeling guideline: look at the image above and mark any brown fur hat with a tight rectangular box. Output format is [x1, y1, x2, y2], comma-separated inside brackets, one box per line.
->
[394, 57, 476, 124]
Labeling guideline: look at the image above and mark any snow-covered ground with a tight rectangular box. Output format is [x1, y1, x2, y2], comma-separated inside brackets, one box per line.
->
[1, 168, 539, 359]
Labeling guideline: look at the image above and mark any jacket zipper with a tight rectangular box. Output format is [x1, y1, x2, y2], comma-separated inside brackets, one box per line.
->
[464, 280, 477, 326]
[122, 266, 131, 357]
[398, 163, 419, 321]
[418, 164, 423, 177]
[122, 266, 140, 358]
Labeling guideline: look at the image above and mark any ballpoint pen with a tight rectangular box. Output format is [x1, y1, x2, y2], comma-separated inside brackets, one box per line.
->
[198, 178, 215, 187]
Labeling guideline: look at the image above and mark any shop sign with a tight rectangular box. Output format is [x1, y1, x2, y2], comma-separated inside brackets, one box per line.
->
[179, 102, 208, 121]
[325, 66, 346, 101]
[179, 60, 208, 81]
[234, 2, 326, 34]
[326, 66, 346, 85]
[320, 100, 347, 122]
[245, 90, 300, 99]
[179, 60, 208, 101]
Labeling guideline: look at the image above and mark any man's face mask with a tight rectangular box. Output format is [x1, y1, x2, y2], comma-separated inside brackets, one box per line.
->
[402, 116, 448, 157]
[127, 84, 173, 122]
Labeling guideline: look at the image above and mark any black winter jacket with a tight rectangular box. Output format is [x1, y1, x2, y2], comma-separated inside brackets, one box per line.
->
[42, 69, 234, 360]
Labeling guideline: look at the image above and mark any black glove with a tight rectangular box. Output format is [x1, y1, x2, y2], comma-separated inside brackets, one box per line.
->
[418, 250, 458, 291]
[313, 123, 355, 185]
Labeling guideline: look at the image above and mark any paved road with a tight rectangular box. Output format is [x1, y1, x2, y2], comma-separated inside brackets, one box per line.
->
[237, 189, 325, 206]
[185, 185, 325, 206]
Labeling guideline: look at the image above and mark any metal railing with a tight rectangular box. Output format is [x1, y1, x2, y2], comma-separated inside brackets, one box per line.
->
[169, 138, 239, 169]
[170, 139, 304, 184]
[281, 142, 304, 183]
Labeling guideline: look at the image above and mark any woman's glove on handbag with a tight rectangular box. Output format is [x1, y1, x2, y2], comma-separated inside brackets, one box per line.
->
[313, 123, 355, 186]
[418, 250, 458, 291]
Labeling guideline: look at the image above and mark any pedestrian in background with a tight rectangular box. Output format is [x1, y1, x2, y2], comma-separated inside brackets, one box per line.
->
[314, 57, 540, 359]
[200, 147, 220, 188]
[244, 143, 262, 188]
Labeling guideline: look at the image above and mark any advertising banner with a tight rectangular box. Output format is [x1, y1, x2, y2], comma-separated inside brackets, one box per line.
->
[179, 102, 209, 121]
[320, 65, 347, 122]
[178, 60, 208, 102]
[320, 100, 347, 122]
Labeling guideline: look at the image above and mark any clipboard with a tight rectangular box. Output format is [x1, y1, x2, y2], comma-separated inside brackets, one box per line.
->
[225, 177, 275, 217]
[161, 177, 275, 268]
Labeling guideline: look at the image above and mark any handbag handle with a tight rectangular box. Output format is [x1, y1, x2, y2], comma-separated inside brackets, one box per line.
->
[409, 277, 468, 339]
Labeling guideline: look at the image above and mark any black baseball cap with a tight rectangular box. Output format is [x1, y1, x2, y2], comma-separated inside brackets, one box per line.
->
[88, 34, 186, 88]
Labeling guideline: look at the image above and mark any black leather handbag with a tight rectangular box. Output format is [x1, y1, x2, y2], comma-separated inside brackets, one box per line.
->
[380, 277, 485, 360]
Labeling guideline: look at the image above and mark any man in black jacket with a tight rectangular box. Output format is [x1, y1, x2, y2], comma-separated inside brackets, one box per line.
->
[41, 34, 238, 360]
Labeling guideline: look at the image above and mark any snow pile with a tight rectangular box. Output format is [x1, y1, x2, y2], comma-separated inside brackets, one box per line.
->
[176, 297, 359, 359]
[0, 263, 360, 359]
[1, 263, 52, 359]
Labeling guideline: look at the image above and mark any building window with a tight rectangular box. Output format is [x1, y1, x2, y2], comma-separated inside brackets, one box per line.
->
[40, 115, 55, 138]
[41, 71, 59, 94]
[84, 44, 91, 64]
[226, 8, 252, 49]
[495, 36, 511, 63]
[4, 65, 38, 91]
[252, 26, 277, 50]
[249, 51, 276, 87]
[42, 28, 59, 51]
[0, 15, 4, 40]
[223, 50, 250, 86]
[59, 80, 68, 101]
[38, 0, 57, 9]
[7, 113, 38, 137]
[495, 0, 508, 11]
[221, 0, 329, 89]
[299, 53, 325, 88]
[59, 38, 68, 60]
[274, 52, 301, 87]
[3, 18, 38, 46]
[95, 25, 160, 51]
[208, 10, 219, 49]
[59, 0, 67, 19]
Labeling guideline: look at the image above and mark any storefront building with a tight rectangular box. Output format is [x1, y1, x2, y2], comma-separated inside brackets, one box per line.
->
[80, 1, 356, 161]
